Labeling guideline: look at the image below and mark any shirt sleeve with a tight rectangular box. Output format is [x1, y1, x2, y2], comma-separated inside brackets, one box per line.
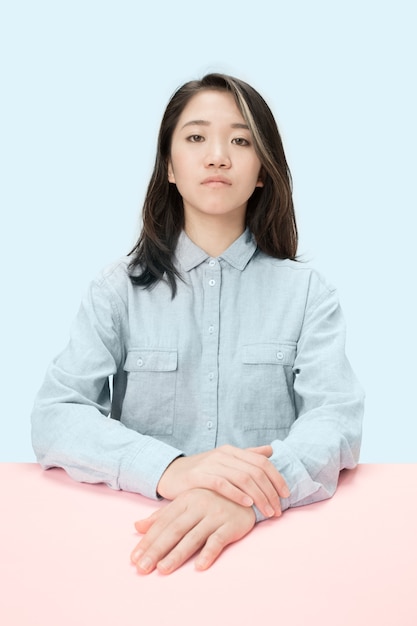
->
[258, 278, 365, 522]
[31, 268, 184, 499]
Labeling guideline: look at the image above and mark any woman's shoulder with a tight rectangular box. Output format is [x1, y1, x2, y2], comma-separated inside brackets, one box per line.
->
[86, 256, 136, 308]
[94, 256, 132, 285]
[254, 250, 336, 297]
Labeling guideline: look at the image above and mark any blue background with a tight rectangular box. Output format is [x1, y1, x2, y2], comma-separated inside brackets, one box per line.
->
[1, 0, 416, 462]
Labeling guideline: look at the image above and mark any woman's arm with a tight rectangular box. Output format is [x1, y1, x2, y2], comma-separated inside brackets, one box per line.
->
[31, 266, 184, 497]
[263, 282, 365, 520]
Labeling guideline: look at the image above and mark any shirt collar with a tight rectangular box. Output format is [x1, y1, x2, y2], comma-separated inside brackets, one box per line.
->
[175, 228, 258, 272]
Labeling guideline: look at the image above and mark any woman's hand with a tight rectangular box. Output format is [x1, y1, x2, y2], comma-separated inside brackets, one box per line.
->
[156, 444, 289, 519]
[131, 488, 257, 575]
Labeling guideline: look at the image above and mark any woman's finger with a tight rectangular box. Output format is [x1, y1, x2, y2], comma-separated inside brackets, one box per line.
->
[155, 491, 256, 574]
[197, 447, 289, 516]
[195, 511, 255, 571]
[131, 499, 201, 573]
[222, 445, 291, 500]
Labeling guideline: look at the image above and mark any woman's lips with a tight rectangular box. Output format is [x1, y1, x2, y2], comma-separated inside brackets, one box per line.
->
[201, 176, 232, 187]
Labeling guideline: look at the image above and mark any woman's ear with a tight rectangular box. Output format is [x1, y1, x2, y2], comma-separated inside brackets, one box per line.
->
[256, 168, 265, 188]
[167, 160, 175, 184]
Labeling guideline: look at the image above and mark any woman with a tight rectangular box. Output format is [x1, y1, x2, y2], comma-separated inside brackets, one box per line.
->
[31, 73, 364, 575]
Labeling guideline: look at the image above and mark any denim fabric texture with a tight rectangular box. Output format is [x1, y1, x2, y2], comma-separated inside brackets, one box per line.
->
[31, 229, 364, 521]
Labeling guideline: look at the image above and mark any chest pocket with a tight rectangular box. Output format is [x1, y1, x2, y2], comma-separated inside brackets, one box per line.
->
[238, 342, 296, 431]
[121, 349, 177, 435]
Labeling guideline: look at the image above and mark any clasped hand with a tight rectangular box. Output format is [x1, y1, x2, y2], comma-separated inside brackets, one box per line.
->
[131, 445, 289, 575]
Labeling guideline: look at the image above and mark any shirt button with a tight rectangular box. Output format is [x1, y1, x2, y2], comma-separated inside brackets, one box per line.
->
[207, 421, 213, 429]
[209, 259, 216, 267]
[276, 351, 284, 361]
[208, 325, 214, 334]
[208, 372, 214, 380]
[136, 358, 144, 367]
[209, 279, 216, 286]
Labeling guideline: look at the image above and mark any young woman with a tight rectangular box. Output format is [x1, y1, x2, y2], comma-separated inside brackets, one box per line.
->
[31, 73, 364, 575]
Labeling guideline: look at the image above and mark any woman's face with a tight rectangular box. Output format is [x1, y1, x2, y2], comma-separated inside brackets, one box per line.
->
[167, 89, 263, 229]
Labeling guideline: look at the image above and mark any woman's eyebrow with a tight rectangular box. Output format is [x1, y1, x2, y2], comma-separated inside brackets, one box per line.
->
[180, 119, 209, 129]
[180, 120, 249, 130]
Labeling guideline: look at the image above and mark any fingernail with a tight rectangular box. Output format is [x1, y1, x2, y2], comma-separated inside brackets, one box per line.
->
[242, 495, 253, 506]
[265, 504, 275, 517]
[282, 487, 290, 498]
[138, 556, 153, 572]
[131, 548, 143, 563]
[196, 557, 209, 570]
[158, 558, 174, 573]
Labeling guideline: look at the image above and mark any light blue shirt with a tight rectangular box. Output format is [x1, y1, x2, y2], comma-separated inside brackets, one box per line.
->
[31, 229, 364, 521]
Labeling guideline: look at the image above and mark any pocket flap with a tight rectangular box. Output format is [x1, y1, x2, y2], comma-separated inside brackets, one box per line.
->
[242, 343, 296, 366]
[124, 349, 178, 372]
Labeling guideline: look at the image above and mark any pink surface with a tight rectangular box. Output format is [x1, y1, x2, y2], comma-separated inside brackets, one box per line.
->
[1, 464, 416, 626]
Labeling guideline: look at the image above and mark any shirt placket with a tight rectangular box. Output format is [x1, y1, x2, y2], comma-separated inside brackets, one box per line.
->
[200, 257, 221, 448]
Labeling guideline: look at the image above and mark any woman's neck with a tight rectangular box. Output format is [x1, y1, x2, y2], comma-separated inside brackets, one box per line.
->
[184, 215, 246, 258]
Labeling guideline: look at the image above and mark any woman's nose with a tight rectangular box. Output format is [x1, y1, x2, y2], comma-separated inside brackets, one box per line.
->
[204, 142, 231, 168]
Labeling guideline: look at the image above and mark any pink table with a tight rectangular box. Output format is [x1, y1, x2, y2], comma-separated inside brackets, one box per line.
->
[1, 463, 416, 626]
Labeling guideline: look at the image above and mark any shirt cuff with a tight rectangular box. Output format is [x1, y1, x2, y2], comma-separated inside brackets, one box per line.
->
[119, 436, 184, 499]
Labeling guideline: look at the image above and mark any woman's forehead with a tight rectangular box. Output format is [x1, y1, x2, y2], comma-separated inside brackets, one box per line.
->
[176, 90, 245, 127]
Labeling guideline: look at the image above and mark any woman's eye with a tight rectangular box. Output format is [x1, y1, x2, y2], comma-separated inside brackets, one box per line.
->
[232, 137, 250, 146]
[187, 135, 204, 142]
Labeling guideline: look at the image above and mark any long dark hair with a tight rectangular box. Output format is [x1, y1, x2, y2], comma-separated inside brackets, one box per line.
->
[128, 73, 297, 296]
